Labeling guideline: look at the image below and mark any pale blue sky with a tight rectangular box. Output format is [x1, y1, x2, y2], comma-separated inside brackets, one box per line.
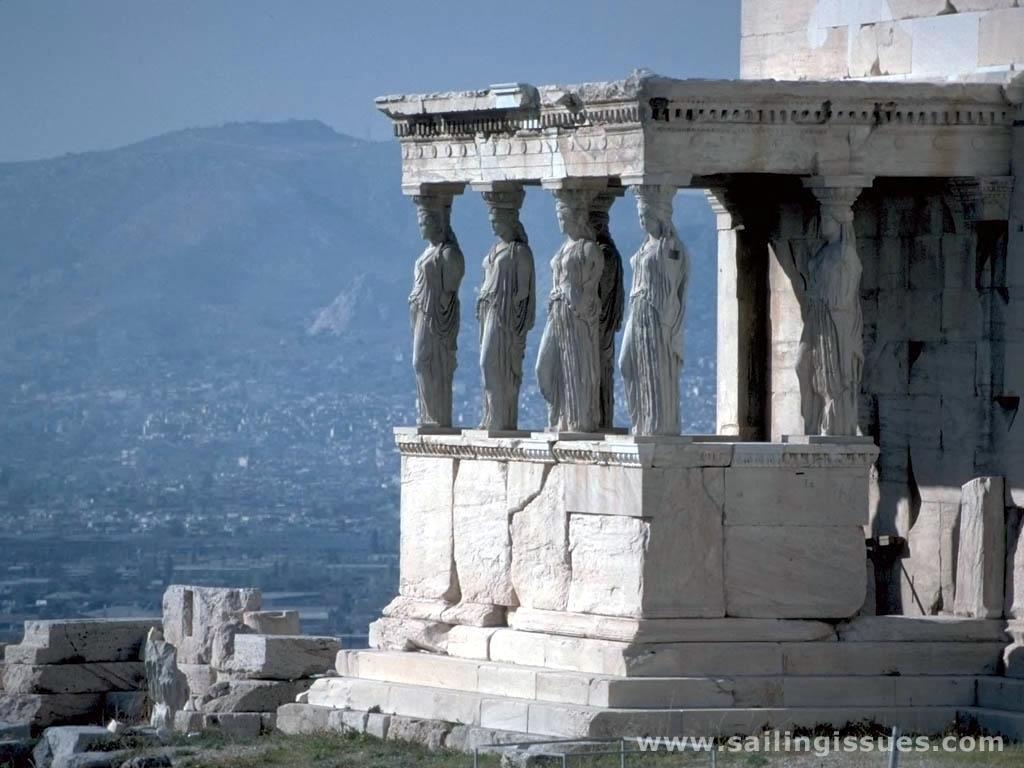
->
[0, 1, 740, 162]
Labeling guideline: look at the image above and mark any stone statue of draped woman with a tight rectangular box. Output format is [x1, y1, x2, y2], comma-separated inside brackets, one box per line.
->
[410, 196, 465, 427]
[477, 189, 535, 430]
[619, 185, 688, 436]
[590, 193, 625, 430]
[797, 208, 863, 436]
[536, 189, 603, 433]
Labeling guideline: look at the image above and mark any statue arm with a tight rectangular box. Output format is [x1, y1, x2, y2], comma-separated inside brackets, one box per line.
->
[441, 244, 465, 294]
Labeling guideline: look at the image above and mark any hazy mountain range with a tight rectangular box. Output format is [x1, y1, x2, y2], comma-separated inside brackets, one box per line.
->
[0, 120, 717, 523]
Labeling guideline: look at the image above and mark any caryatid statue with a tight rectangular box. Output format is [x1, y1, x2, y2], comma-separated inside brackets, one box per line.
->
[409, 192, 465, 427]
[477, 186, 536, 430]
[589, 191, 625, 430]
[536, 188, 604, 433]
[619, 185, 689, 436]
[796, 187, 864, 436]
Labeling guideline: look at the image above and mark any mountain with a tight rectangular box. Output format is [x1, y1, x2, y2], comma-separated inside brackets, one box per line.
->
[0, 120, 717, 531]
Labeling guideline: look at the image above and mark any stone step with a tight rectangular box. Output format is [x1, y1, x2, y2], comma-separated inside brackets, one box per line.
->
[341, 650, 979, 709]
[977, 677, 1024, 713]
[961, 707, 1024, 742]
[474, 629, 1004, 677]
[302, 677, 967, 738]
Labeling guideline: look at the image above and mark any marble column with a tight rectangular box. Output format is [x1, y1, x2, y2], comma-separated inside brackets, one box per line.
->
[798, 176, 873, 437]
[589, 188, 626, 430]
[472, 181, 536, 431]
[706, 185, 770, 440]
[536, 180, 606, 433]
[405, 182, 465, 428]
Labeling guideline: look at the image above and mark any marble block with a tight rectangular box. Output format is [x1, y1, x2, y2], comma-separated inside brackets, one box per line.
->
[221, 635, 339, 681]
[242, 611, 300, 636]
[2, 662, 145, 694]
[510, 466, 571, 611]
[453, 460, 515, 605]
[6, 619, 160, 665]
[723, 467, 868, 526]
[382, 596, 505, 627]
[954, 476, 1006, 619]
[724, 526, 867, 618]
[399, 456, 458, 602]
[163, 586, 261, 666]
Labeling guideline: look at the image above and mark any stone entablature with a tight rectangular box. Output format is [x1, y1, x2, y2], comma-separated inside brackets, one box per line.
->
[376, 75, 1014, 183]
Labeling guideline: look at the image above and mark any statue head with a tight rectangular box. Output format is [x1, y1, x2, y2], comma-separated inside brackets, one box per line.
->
[634, 185, 675, 239]
[414, 195, 448, 245]
[482, 187, 527, 244]
[554, 189, 595, 240]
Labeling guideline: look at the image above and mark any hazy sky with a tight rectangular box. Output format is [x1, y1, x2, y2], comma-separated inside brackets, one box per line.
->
[0, 1, 740, 162]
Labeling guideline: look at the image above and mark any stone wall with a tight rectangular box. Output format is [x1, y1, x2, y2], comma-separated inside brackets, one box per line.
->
[741, 0, 1024, 82]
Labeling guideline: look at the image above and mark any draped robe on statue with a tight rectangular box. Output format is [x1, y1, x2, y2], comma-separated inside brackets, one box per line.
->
[596, 232, 625, 429]
[620, 236, 688, 435]
[536, 239, 602, 433]
[410, 240, 464, 427]
[798, 222, 863, 436]
[478, 240, 536, 430]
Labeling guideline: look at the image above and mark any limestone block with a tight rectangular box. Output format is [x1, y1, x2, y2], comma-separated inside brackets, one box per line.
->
[221, 635, 339, 681]
[566, 514, 646, 617]
[838, 615, 1008, 642]
[452, 460, 514, 606]
[328, 708, 369, 733]
[724, 526, 866, 619]
[201, 679, 312, 713]
[445, 626, 496, 661]
[850, 22, 913, 78]
[954, 476, 1006, 618]
[205, 712, 264, 740]
[0, 694, 103, 728]
[2, 663, 145, 695]
[242, 611, 300, 636]
[368, 618, 450, 653]
[381, 596, 504, 627]
[507, 607, 836, 642]
[724, 467, 867, 527]
[510, 466, 570, 611]
[979, 8, 1024, 66]
[386, 715, 451, 750]
[399, 456, 458, 601]
[740, 0, 817, 37]
[7, 620, 160, 666]
[909, 342, 977, 397]
[740, 27, 849, 80]
[178, 664, 216, 699]
[210, 621, 252, 671]
[274, 703, 331, 734]
[162, 586, 261, 666]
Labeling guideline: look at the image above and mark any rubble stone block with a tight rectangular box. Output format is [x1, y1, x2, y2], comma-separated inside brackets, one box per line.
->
[162, 585, 261, 666]
[3, 663, 146, 695]
[242, 611, 300, 636]
[0, 694, 103, 730]
[202, 679, 313, 713]
[221, 635, 339, 681]
[273, 703, 331, 735]
[954, 476, 1006, 618]
[7, 620, 160, 665]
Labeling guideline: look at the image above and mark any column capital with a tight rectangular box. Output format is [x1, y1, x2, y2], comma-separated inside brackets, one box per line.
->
[472, 181, 527, 211]
[402, 181, 466, 198]
[948, 176, 1014, 223]
[705, 187, 744, 230]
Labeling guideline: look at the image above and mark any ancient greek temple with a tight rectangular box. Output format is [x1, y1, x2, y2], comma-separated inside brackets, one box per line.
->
[290, 1, 1024, 742]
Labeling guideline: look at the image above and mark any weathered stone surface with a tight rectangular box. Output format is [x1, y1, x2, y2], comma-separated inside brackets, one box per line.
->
[386, 714, 451, 750]
[510, 466, 570, 611]
[369, 618, 450, 654]
[723, 467, 868, 526]
[221, 635, 339, 681]
[177, 664, 216, 700]
[3, 663, 146, 695]
[782, 641, 1004, 676]
[400, 456, 458, 601]
[162, 585, 261, 666]
[62, 750, 132, 768]
[507, 607, 836, 642]
[381, 596, 505, 627]
[201, 679, 312, 713]
[33, 726, 119, 768]
[144, 628, 188, 733]
[566, 513, 646, 617]
[453, 460, 515, 606]
[724, 526, 866, 618]
[954, 476, 1006, 619]
[274, 703, 331, 734]
[242, 611, 300, 636]
[838, 615, 1008, 642]
[6, 620, 160, 666]
[850, 21, 913, 78]
[209, 621, 252, 671]
[0, 694, 103, 729]
[0, 721, 29, 739]
[445, 626, 497, 661]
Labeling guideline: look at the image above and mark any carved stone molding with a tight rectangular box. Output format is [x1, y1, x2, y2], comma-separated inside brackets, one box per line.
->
[948, 176, 1014, 222]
